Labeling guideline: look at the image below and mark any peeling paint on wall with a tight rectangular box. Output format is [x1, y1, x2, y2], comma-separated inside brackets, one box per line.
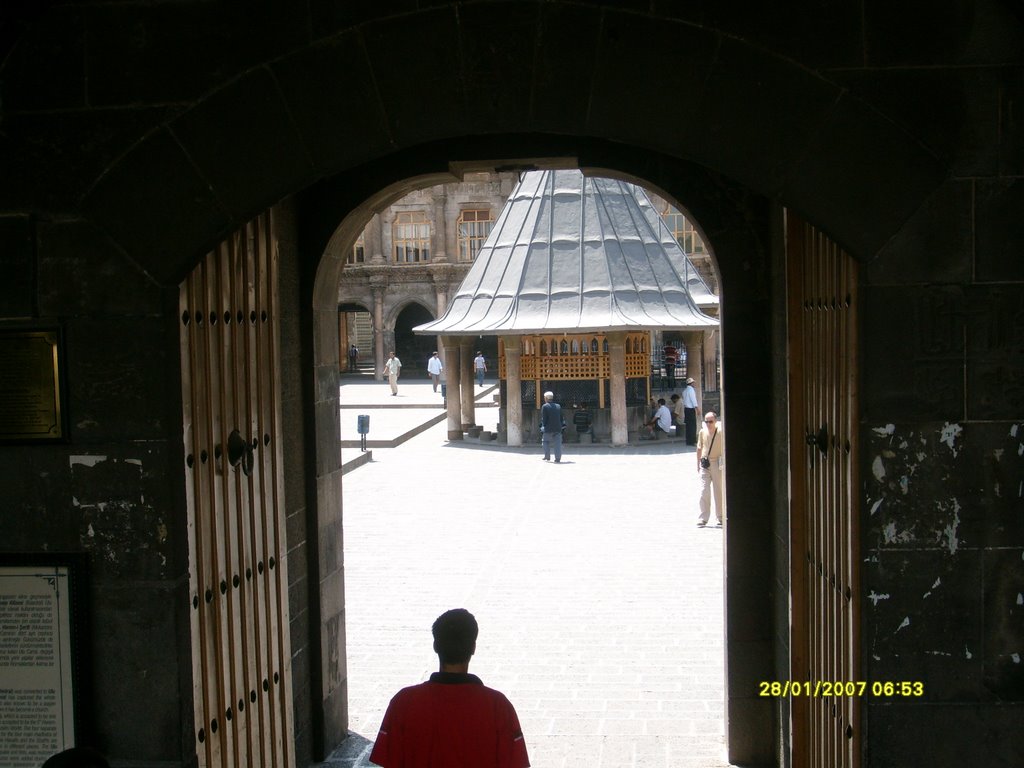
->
[939, 422, 963, 456]
[938, 499, 961, 554]
[882, 521, 916, 544]
[70, 455, 108, 468]
[896, 617, 911, 633]
[868, 591, 890, 605]
[923, 577, 941, 598]
[872, 455, 886, 481]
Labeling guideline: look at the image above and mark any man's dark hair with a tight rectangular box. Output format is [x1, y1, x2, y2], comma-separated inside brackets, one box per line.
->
[657, 398, 666, 405]
[432, 608, 478, 664]
[42, 747, 110, 768]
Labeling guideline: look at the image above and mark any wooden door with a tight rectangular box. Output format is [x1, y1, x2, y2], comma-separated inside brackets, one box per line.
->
[180, 211, 295, 768]
[787, 212, 860, 768]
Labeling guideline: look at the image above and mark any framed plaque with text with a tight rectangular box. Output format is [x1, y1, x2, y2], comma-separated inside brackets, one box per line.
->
[0, 329, 67, 442]
[0, 555, 90, 767]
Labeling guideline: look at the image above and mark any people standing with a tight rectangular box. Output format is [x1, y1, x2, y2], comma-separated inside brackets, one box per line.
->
[427, 351, 443, 392]
[474, 351, 488, 386]
[349, 344, 359, 372]
[383, 351, 402, 396]
[682, 377, 699, 446]
[540, 391, 565, 463]
[369, 608, 530, 768]
[696, 411, 724, 527]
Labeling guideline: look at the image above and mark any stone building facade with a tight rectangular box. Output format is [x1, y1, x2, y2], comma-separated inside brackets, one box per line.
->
[338, 172, 518, 374]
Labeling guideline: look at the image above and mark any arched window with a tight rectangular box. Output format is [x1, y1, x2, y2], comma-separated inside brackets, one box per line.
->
[591, 338, 599, 354]
[560, 340, 569, 355]
[540, 340, 547, 356]
[603, 339, 609, 354]
[571, 340, 579, 354]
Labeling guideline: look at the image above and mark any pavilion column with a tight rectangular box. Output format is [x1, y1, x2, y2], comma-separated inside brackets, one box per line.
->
[459, 337, 476, 428]
[504, 336, 523, 446]
[431, 266, 452, 369]
[370, 280, 386, 381]
[683, 331, 704, 410]
[607, 331, 628, 446]
[441, 336, 463, 440]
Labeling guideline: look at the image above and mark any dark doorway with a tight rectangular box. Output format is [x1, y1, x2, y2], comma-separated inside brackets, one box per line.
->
[394, 303, 435, 372]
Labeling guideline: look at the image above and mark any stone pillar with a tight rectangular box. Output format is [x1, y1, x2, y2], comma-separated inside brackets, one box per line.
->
[367, 213, 384, 263]
[432, 266, 451, 360]
[607, 331, 628, 445]
[683, 331, 704, 409]
[704, 327, 718, 391]
[370, 279, 386, 381]
[459, 337, 476, 429]
[504, 336, 523, 446]
[432, 192, 448, 262]
[441, 337, 463, 440]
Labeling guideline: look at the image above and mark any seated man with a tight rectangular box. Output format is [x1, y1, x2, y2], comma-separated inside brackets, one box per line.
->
[643, 398, 672, 439]
[670, 393, 684, 432]
[370, 608, 530, 768]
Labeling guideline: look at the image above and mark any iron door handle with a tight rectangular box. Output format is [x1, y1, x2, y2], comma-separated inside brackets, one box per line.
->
[805, 425, 828, 456]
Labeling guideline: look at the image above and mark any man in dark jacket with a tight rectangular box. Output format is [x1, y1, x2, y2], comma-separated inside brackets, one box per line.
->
[540, 390, 565, 463]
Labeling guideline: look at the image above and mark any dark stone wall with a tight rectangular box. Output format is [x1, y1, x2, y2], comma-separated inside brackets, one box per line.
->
[1, 2, 1022, 766]
[860, 175, 1024, 764]
[0, 213, 192, 761]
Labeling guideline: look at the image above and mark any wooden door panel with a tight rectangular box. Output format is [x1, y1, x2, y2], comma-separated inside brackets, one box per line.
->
[181, 212, 294, 768]
[787, 214, 860, 768]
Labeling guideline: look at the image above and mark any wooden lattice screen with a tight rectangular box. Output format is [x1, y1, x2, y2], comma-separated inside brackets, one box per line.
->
[180, 211, 295, 768]
[787, 212, 861, 768]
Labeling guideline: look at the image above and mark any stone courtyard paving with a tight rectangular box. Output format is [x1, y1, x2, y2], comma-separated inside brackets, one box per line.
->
[330, 390, 731, 768]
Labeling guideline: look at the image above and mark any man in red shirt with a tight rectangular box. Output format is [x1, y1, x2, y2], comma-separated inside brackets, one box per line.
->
[369, 609, 530, 768]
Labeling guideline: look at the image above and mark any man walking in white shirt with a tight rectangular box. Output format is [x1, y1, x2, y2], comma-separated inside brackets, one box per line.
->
[383, 351, 402, 396]
[426, 351, 443, 392]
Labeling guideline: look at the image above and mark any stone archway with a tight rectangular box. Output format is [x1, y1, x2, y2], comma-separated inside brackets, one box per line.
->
[392, 301, 435, 372]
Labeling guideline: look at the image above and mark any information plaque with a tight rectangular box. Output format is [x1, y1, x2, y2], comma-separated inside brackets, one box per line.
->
[0, 565, 77, 767]
[0, 329, 66, 441]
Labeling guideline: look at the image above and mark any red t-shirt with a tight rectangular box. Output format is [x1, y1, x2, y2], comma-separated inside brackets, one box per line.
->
[369, 673, 530, 768]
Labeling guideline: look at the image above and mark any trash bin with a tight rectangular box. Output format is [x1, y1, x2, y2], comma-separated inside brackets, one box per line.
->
[357, 414, 369, 451]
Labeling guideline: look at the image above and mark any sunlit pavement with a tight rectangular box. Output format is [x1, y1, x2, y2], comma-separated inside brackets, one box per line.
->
[324, 378, 731, 768]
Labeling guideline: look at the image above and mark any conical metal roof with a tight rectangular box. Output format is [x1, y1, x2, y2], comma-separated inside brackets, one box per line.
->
[415, 170, 719, 336]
